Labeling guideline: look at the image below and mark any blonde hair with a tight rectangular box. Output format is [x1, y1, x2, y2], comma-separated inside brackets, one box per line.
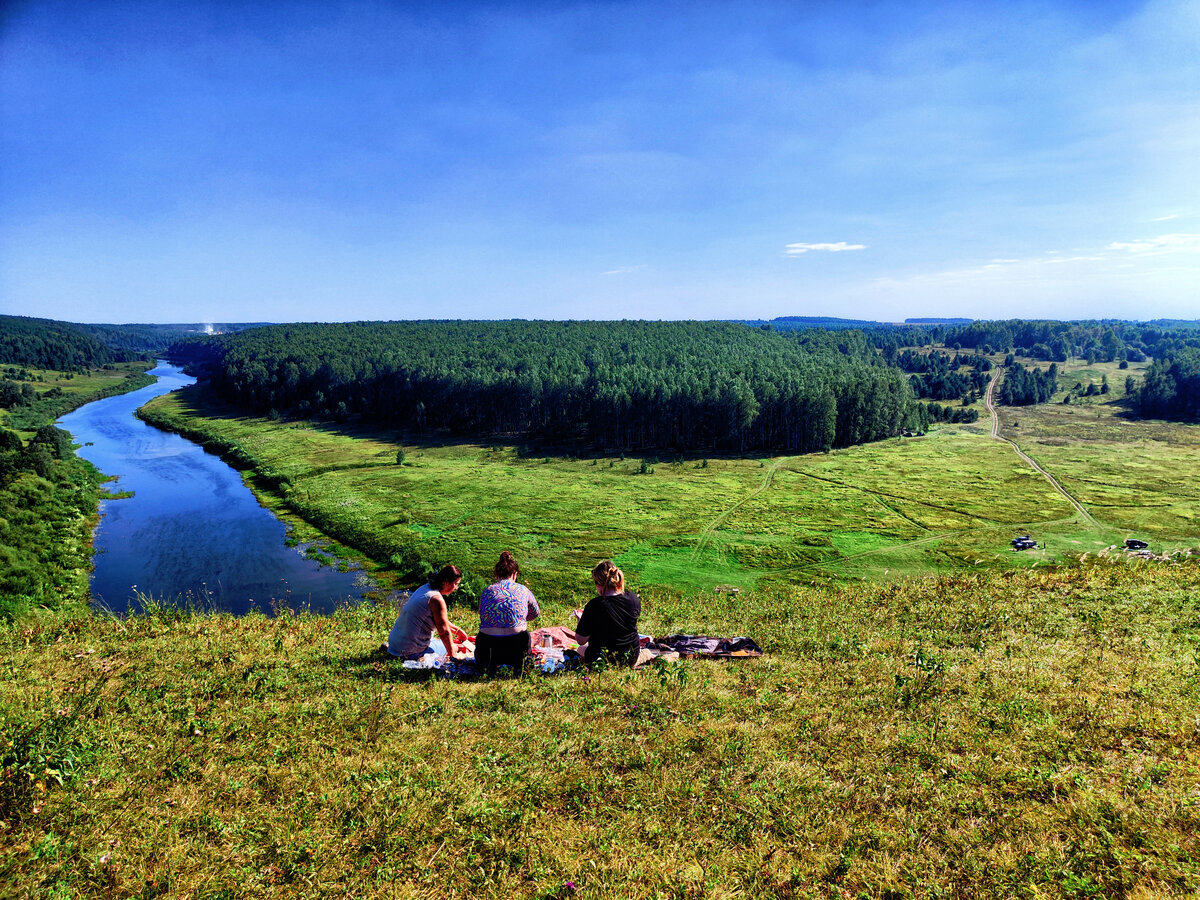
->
[591, 560, 625, 593]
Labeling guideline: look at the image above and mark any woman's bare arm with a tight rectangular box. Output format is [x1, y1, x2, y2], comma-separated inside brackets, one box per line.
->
[427, 591, 462, 659]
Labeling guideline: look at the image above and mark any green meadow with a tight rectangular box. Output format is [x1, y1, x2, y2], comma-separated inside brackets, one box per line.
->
[0, 362, 154, 437]
[135, 355, 1197, 602]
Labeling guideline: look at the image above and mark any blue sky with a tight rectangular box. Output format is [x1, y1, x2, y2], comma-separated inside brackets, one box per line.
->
[2, 0, 1197, 324]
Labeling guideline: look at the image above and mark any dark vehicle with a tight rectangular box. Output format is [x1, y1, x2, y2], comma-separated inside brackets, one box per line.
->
[1124, 538, 1149, 551]
[1011, 536, 1038, 551]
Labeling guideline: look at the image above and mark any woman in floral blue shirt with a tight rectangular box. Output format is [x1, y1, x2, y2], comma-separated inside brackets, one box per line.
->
[475, 551, 540, 676]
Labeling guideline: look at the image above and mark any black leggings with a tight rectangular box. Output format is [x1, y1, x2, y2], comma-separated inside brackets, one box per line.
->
[475, 631, 531, 676]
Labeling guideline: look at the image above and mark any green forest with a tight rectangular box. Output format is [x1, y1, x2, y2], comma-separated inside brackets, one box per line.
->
[172, 321, 919, 454]
[170, 318, 1200, 457]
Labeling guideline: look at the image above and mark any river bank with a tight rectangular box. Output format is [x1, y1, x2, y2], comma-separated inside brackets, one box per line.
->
[0, 363, 155, 621]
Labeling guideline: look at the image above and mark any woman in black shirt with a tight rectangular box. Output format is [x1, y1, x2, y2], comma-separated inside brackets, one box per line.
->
[576, 560, 641, 668]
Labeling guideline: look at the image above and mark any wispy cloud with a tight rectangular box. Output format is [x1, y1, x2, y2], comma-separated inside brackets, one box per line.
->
[785, 242, 865, 256]
[602, 264, 647, 276]
[1152, 214, 1180, 222]
[1107, 233, 1200, 253]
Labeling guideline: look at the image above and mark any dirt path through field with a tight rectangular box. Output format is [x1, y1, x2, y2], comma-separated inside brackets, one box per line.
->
[985, 373, 1098, 526]
[690, 457, 782, 561]
[689, 377, 1100, 574]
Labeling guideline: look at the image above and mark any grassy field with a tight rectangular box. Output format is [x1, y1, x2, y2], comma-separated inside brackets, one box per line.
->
[993, 361, 1200, 547]
[134, 354, 1197, 601]
[5, 354, 1199, 898]
[3, 560, 1197, 898]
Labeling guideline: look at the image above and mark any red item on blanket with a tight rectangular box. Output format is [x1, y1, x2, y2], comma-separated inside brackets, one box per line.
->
[528, 626, 578, 652]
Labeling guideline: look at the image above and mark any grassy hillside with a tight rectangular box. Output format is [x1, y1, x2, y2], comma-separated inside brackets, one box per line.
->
[4, 561, 1198, 898]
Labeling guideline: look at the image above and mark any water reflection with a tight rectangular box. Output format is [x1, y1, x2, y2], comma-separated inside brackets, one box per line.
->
[58, 362, 369, 615]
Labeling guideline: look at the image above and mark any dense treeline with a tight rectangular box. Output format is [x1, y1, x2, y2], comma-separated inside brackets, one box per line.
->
[0, 315, 136, 370]
[872, 319, 1200, 366]
[173, 321, 920, 454]
[73, 322, 267, 355]
[998, 362, 1059, 406]
[889, 350, 991, 402]
[0, 316, 272, 369]
[738, 316, 899, 332]
[1134, 348, 1200, 420]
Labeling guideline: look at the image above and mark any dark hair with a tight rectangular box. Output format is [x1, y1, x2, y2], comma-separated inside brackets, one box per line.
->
[431, 564, 462, 590]
[494, 551, 519, 581]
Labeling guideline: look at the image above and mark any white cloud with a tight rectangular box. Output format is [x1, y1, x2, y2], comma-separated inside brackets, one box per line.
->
[1107, 233, 1200, 253]
[785, 241, 865, 256]
[602, 264, 647, 276]
[1152, 213, 1180, 222]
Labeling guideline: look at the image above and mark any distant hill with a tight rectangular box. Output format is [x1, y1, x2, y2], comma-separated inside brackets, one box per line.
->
[904, 317, 973, 324]
[0, 317, 272, 367]
[76, 323, 271, 354]
[737, 316, 896, 331]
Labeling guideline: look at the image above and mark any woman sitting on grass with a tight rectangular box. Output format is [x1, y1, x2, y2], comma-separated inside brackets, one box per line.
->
[475, 551, 540, 676]
[387, 564, 471, 661]
[576, 560, 641, 669]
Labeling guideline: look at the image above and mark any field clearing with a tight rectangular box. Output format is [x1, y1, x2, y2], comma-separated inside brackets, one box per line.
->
[5, 562, 1198, 898]
[992, 359, 1200, 550]
[133, 373, 1200, 600]
[0, 362, 153, 435]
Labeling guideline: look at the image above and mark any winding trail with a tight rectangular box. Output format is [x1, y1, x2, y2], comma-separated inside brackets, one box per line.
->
[985, 373, 1098, 526]
[690, 458, 782, 561]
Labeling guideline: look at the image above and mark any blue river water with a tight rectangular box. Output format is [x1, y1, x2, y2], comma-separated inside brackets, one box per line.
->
[57, 362, 369, 615]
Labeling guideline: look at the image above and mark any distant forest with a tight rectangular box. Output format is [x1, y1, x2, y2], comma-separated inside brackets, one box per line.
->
[4, 314, 1200, 452]
[0, 315, 149, 370]
[0, 316, 267, 370]
[172, 321, 918, 455]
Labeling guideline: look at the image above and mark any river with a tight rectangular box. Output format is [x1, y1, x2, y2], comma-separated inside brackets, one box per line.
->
[57, 362, 370, 615]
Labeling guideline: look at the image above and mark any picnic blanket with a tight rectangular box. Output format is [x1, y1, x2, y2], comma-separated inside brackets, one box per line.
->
[390, 632, 762, 676]
[641, 634, 763, 659]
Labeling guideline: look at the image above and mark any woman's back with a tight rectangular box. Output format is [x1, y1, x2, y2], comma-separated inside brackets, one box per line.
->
[578, 589, 641, 666]
[388, 583, 435, 657]
[478, 580, 539, 634]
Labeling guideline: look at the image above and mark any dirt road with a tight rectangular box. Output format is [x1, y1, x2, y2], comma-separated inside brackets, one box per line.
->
[985, 373, 1098, 526]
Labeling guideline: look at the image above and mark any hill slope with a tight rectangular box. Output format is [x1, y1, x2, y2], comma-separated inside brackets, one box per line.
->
[5, 561, 1198, 898]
